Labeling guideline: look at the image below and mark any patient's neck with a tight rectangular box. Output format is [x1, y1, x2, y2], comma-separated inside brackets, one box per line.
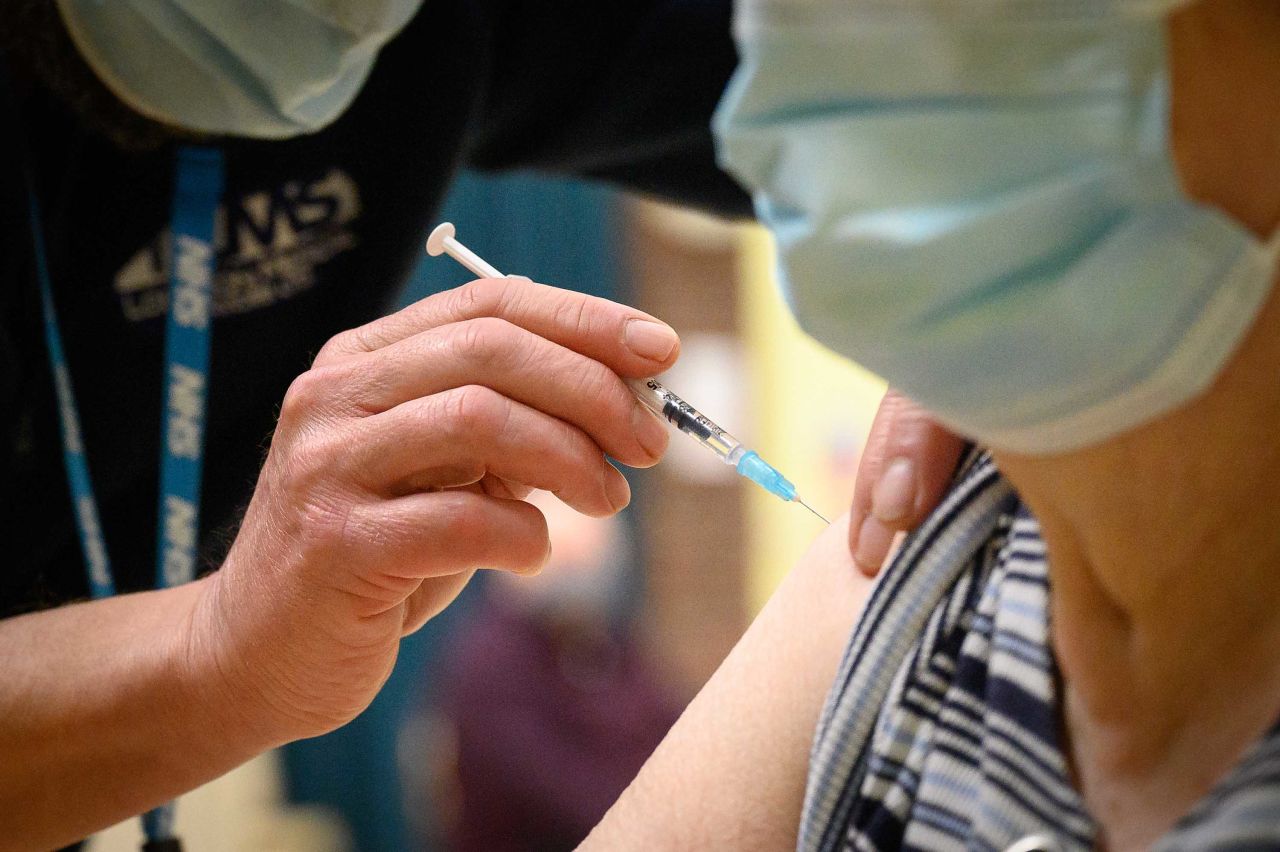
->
[996, 280, 1280, 845]
[991, 3, 1280, 846]
[998, 293, 1280, 847]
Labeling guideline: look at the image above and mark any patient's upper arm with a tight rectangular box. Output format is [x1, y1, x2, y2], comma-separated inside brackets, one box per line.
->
[582, 513, 873, 851]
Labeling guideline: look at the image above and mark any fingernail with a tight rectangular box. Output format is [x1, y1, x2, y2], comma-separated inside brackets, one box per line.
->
[871, 458, 916, 524]
[632, 403, 669, 459]
[624, 319, 679, 362]
[605, 469, 632, 513]
[854, 515, 894, 573]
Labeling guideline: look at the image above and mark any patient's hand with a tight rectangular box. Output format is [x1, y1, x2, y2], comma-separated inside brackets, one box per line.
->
[849, 390, 965, 576]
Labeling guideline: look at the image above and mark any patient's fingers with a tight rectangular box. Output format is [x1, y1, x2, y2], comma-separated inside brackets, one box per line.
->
[849, 389, 965, 576]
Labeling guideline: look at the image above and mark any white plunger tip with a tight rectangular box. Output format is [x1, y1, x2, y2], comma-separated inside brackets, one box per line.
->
[426, 222, 456, 256]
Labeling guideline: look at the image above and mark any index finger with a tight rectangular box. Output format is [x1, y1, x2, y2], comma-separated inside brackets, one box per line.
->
[313, 276, 681, 377]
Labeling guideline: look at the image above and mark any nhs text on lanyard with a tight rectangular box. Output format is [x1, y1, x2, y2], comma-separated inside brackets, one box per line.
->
[29, 146, 225, 851]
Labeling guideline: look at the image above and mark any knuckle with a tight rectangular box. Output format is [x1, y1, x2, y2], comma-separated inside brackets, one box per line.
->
[280, 370, 324, 426]
[886, 425, 932, 459]
[262, 450, 356, 553]
[559, 426, 606, 478]
[286, 431, 348, 490]
[280, 364, 349, 426]
[443, 384, 510, 437]
[552, 292, 594, 340]
[454, 277, 509, 317]
[313, 331, 352, 365]
[314, 325, 375, 365]
[453, 316, 518, 370]
[571, 362, 620, 413]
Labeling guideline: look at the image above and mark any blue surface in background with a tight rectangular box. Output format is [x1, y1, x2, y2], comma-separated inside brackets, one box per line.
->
[279, 171, 619, 852]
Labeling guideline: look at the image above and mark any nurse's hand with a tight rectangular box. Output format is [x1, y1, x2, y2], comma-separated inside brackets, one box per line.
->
[848, 390, 965, 576]
[192, 276, 677, 742]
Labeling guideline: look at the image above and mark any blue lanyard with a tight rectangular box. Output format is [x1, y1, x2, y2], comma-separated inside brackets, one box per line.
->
[26, 145, 225, 847]
[153, 147, 224, 591]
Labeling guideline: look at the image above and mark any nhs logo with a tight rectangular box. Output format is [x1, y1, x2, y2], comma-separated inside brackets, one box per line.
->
[114, 169, 362, 322]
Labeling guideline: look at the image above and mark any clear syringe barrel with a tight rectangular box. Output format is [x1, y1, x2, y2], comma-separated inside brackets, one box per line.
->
[625, 377, 799, 502]
[626, 377, 746, 464]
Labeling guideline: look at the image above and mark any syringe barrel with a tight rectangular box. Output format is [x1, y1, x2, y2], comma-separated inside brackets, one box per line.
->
[626, 377, 742, 463]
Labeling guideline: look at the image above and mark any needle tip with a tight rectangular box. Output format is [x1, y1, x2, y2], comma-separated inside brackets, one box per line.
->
[796, 497, 830, 525]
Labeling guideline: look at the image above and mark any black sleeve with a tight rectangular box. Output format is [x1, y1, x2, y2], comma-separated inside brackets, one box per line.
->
[464, 0, 751, 217]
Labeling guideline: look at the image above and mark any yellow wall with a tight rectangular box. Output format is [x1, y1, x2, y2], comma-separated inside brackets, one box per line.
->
[737, 225, 887, 611]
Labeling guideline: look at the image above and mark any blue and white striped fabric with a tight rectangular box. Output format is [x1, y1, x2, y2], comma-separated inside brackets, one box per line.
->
[799, 450, 1280, 852]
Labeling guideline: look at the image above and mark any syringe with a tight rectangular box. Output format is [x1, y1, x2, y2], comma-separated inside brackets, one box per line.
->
[426, 222, 829, 524]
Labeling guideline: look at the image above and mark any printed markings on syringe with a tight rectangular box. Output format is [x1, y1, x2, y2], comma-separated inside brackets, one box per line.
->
[645, 380, 720, 442]
[658, 398, 716, 442]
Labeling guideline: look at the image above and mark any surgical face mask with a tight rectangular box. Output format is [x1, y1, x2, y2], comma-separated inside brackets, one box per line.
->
[55, 0, 424, 139]
[715, 0, 1280, 454]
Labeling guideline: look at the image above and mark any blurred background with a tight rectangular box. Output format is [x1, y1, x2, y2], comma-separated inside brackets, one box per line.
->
[89, 172, 885, 852]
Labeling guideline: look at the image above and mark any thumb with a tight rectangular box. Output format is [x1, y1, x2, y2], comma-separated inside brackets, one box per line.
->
[848, 389, 966, 577]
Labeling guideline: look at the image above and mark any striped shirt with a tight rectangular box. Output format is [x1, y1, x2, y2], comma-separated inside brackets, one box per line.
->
[800, 451, 1280, 851]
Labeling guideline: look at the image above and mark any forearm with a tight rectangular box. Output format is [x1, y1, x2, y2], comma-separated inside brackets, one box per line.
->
[583, 515, 870, 850]
[0, 577, 274, 850]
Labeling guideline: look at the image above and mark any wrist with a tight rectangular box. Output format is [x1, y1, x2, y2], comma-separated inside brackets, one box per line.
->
[178, 572, 300, 753]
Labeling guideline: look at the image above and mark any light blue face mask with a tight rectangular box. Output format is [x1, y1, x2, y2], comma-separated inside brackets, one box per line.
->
[714, 0, 1280, 454]
[56, 0, 424, 139]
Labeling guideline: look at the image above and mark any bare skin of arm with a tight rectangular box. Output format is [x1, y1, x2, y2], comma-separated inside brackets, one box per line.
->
[0, 581, 271, 850]
[582, 514, 871, 851]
